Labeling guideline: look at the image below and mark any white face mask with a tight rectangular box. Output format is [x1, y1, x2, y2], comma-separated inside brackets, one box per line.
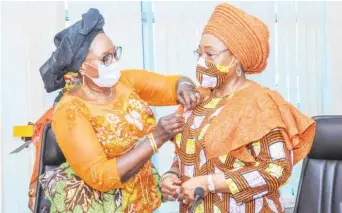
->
[88, 63, 121, 88]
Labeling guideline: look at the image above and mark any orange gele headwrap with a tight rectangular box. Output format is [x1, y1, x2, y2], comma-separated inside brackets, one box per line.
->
[202, 3, 270, 74]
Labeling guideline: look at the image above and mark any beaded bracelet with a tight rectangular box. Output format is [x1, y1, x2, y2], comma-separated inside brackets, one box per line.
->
[159, 170, 180, 188]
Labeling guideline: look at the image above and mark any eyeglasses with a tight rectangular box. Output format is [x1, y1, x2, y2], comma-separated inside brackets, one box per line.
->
[89, 46, 122, 66]
[193, 48, 229, 58]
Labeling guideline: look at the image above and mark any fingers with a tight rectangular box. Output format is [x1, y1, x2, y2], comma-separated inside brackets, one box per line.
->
[178, 192, 193, 204]
[161, 187, 173, 195]
[163, 113, 183, 121]
[177, 91, 186, 107]
[161, 179, 181, 201]
[155, 113, 185, 143]
[162, 190, 177, 201]
[162, 181, 180, 192]
[187, 93, 197, 110]
[162, 113, 178, 121]
[181, 90, 191, 111]
[177, 184, 195, 205]
[195, 92, 202, 106]
[161, 187, 178, 199]
[168, 122, 183, 133]
[168, 115, 184, 123]
[171, 178, 182, 185]
[181, 91, 203, 111]
[177, 192, 185, 202]
[163, 115, 184, 134]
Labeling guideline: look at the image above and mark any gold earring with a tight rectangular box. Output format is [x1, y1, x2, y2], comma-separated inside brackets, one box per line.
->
[82, 74, 85, 87]
[236, 67, 242, 77]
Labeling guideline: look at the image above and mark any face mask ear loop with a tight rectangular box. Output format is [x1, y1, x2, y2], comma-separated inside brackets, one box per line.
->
[226, 57, 237, 70]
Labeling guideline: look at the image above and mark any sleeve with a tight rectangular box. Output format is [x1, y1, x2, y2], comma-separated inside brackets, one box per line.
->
[225, 129, 292, 203]
[52, 100, 123, 192]
[121, 69, 181, 106]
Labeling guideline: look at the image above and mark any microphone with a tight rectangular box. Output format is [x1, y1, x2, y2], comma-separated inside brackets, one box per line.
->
[189, 187, 205, 213]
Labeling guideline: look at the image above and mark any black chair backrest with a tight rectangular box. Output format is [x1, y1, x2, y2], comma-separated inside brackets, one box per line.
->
[34, 123, 66, 213]
[294, 115, 342, 213]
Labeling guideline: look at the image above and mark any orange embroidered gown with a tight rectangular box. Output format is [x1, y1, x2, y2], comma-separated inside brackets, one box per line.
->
[171, 82, 316, 213]
[39, 69, 180, 213]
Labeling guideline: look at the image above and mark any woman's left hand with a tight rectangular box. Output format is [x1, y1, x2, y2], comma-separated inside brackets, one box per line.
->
[178, 176, 209, 205]
[177, 81, 203, 111]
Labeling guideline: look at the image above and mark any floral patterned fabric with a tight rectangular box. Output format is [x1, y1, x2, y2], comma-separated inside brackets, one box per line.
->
[40, 162, 161, 213]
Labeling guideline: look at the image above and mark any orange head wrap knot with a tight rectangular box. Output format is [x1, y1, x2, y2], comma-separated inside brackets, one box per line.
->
[203, 3, 270, 74]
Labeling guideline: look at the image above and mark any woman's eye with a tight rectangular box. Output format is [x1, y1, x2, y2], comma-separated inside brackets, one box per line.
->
[207, 52, 215, 57]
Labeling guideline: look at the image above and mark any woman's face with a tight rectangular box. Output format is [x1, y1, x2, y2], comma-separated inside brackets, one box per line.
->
[81, 33, 119, 78]
[197, 34, 237, 68]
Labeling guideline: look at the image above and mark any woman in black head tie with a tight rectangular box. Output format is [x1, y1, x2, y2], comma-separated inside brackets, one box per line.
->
[38, 8, 202, 212]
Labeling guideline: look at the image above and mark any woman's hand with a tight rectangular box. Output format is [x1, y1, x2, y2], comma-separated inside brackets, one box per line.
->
[153, 113, 184, 146]
[178, 176, 209, 205]
[177, 79, 202, 111]
[161, 173, 182, 201]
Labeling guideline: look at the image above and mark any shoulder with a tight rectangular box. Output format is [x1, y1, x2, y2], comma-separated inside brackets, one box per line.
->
[119, 69, 142, 88]
[53, 95, 90, 119]
[120, 69, 151, 81]
[239, 82, 286, 109]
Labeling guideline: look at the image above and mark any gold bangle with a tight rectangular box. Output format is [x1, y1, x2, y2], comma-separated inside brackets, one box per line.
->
[159, 171, 180, 188]
[151, 134, 158, 153]
[147, 133, 158, 153]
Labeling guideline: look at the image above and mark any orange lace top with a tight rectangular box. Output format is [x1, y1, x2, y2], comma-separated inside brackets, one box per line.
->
[51, 69, 180, 212]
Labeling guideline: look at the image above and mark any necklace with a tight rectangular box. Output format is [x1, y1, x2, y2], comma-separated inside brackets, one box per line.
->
[82, 85, 113, 101]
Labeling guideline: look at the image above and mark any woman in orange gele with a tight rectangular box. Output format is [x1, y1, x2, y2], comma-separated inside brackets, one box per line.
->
[160, 3, 316, 213]
[37, 8, 202, 213]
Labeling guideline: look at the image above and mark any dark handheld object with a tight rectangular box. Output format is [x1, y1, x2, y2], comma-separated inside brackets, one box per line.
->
[189, 187, 205, 213]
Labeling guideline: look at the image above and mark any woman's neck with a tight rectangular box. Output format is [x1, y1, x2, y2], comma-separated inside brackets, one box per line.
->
[213, 76, 248, 97]
[85, 82, 112, 97]
[81, 80, 114, 103]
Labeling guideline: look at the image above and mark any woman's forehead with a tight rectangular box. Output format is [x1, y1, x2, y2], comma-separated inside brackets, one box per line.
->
[200, 34, 226, 49]
[90, 33, 114, 56]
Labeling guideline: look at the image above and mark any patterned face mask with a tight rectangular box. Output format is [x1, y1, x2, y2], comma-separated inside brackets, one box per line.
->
[196, 57, 236, 89]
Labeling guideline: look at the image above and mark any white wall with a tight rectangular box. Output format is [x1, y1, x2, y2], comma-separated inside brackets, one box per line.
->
[326, 2, 342, 115]
[0, 2, 3, 212]
[67, 1, 144, 71]
[0, 2, 64, 212]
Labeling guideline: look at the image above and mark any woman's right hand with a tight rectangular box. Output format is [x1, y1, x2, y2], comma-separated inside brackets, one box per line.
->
[161, 173, 182, 201]
[153, 113, 184, 146]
